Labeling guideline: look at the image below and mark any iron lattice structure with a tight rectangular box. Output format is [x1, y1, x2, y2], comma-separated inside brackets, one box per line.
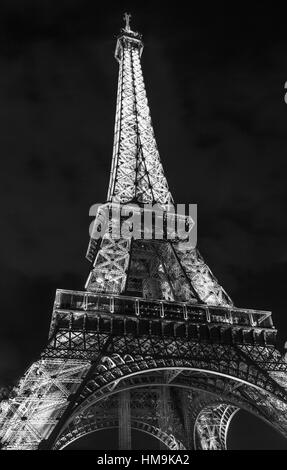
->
[1, 16, 287, 451]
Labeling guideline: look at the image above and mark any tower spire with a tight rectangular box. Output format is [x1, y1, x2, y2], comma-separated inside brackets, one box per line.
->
[107, 13, 173, 205]
[123, 12, 132, 32]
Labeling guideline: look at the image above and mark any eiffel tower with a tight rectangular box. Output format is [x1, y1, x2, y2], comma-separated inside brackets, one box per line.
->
[1, 14, 287, 451]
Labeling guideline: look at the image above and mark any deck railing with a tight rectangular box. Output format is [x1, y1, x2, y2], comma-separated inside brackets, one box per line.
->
[54, 289, 274, 330]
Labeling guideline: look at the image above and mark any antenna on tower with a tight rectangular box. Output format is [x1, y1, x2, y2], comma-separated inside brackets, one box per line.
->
[123, 12, 132, 32]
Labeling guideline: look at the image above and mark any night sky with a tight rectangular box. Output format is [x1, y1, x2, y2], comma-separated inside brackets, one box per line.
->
[1, 1, 287, 449]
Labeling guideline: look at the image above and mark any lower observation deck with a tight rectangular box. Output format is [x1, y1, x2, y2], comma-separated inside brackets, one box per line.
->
[48, 290, 276, 350]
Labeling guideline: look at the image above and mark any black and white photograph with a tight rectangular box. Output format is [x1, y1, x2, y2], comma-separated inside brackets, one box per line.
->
[0, 1, 287, 455]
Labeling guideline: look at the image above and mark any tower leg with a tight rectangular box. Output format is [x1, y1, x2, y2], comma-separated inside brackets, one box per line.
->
[118, 390, 132, 450]
[193, 402, 239, 450]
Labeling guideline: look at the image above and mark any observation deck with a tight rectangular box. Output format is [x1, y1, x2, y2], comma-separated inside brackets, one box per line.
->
[48, 289, 276, 351]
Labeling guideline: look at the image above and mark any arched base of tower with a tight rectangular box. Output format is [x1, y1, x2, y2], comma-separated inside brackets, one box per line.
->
[2, 338, 287, 450]
[48, 365, 287, 451]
